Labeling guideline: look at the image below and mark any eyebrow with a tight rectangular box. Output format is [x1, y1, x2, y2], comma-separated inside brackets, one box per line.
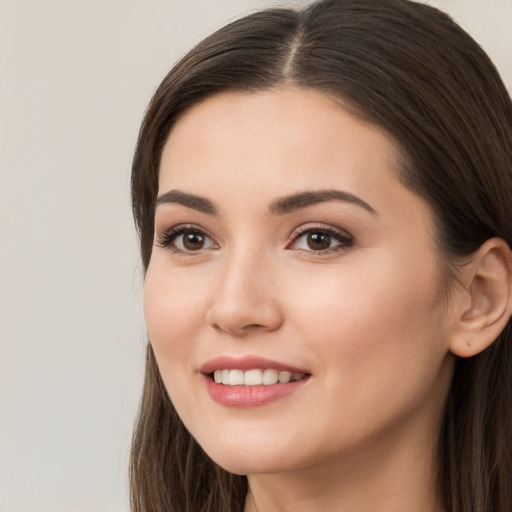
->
[155, 189, 376, 216]
[268, 189, 376, 216]
[156, 189, 217, 215]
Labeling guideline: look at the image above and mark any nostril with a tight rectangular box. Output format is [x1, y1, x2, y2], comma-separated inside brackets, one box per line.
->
[211, 321, 272, 335]
[206, 294, 284, 335]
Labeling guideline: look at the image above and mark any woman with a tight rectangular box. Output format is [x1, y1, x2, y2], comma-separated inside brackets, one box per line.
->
[129, 0, 512, 510]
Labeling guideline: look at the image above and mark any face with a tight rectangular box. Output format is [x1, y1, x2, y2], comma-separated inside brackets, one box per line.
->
[144, 88, 455, 476]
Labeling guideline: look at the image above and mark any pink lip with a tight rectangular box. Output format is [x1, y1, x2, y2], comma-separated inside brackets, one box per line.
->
[200, 355, 311, 408]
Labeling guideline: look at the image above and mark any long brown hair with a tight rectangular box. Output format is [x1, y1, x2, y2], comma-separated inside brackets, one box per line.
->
[130, 1, 512, 510]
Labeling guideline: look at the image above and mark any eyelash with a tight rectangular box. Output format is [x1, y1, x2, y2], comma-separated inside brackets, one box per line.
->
[288, 225, 354, 254]
[155, 224, 353, 255]
[155, 224, 217, 254]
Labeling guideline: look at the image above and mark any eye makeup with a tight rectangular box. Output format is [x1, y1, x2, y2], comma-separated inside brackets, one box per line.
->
[155, 221, 354, 257]
[155, 224, 217, 254]
[288, 224, 354, 254]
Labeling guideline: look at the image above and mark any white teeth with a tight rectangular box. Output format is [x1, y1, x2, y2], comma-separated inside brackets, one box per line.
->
[229, 369, 244, 386]
[278, 371, 292, 384]
[212, 369, 306, 386]
[244, 369, 263, 386]
[262, 369, 279, 385]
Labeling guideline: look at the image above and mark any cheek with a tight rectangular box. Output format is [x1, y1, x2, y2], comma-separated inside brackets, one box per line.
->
[143, 263, 213, 422]
[283, 250, 447, 379]
[143, 262, 208, 370]
[277, 255, 451, 452]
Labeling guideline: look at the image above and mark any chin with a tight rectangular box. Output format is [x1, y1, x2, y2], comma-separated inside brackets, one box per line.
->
[209, 453, 290, 476]
[200, 439, 299, 476]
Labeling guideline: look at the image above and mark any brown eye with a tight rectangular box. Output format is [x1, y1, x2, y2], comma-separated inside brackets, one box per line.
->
[156, 226, 216, 253]
[307, 232, 331, 251]
[289, 226, 353, 253]
[182, 230, 206, 251]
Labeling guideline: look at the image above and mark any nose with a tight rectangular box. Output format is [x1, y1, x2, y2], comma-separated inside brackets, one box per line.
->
[206, 250, 284, 337]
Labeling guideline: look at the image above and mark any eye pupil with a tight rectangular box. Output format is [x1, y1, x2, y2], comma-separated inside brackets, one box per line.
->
[307, 232, 331, 250]
[183, 231, 205, 250]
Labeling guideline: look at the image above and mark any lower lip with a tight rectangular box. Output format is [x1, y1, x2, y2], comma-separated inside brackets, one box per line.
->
[203, 375, 309, 407]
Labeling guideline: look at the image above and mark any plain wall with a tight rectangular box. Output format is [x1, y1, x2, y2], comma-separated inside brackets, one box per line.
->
[0, 1, 510, 511]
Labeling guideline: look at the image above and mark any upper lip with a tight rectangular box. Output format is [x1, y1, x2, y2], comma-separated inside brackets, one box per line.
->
[200, 355, 310, 375]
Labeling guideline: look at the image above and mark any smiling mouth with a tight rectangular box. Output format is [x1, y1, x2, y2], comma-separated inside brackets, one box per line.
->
[211, 369, 307, 386]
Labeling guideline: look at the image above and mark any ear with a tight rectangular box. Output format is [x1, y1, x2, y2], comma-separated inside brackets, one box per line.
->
[449, 238, 512, 358]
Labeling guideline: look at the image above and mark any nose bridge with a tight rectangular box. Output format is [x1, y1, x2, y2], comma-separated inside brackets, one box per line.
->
[207, 242, 283, 335]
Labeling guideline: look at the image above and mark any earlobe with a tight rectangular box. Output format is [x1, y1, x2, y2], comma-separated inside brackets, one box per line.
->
[449, 238, 512, 358]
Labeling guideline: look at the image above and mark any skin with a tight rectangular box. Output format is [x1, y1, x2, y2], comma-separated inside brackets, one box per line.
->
[144, 88, 459, 511]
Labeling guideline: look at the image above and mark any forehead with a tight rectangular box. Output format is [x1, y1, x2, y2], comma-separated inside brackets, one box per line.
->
[159, 88, 402, 197]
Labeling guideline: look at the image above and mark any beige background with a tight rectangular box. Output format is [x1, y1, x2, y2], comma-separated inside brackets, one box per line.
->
[1, 1, 510, 510]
